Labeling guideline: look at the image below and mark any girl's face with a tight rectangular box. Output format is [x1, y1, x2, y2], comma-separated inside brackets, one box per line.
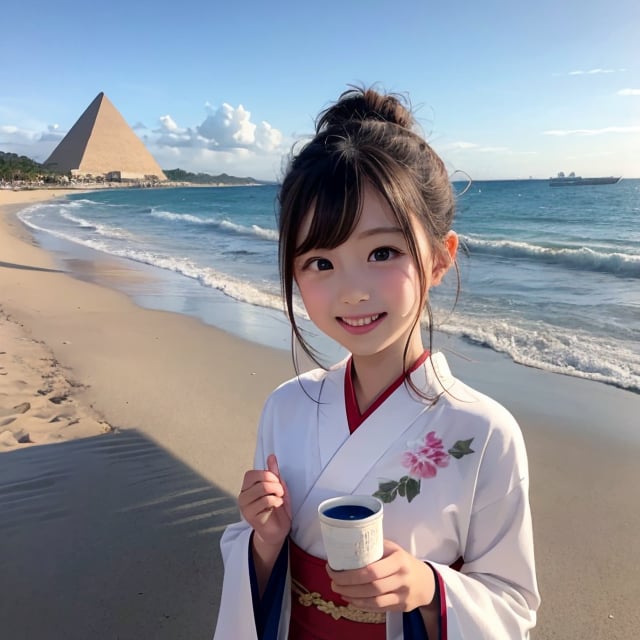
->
[294, 185, 456, 364]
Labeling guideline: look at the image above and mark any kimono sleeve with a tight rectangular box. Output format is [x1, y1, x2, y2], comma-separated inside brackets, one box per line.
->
[213, 521, 257, 639]
[213, 393, 291, 640]
[428, 407, 540, 639]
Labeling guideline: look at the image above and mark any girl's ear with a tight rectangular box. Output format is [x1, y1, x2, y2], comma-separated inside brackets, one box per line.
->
[431, 231, 458, 286]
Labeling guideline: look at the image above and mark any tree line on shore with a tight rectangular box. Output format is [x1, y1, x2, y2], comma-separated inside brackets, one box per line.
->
[0, 151, 60, 183]
[0, 151, 271, 186]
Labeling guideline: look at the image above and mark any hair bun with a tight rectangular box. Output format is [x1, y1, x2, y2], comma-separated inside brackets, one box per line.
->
[317, 87, 414, 132]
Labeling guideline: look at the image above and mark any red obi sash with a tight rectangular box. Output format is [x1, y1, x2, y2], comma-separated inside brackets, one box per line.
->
[288, 539, 386, 640]
[288, 539, 465, 639]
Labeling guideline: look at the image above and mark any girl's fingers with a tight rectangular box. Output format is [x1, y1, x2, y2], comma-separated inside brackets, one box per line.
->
[254, 493, 285, 512]
[249, 496, 285, 521]
[240, 479, 284, 498]
[327, 540, 405, 585]
[240, 469, 280, 492]
[267, 454, 292, 519]
[238, 480, 285, 509]
[240, 489, 285, 518]
[266, 454, 280, 477]
[238, 457, 291, 530]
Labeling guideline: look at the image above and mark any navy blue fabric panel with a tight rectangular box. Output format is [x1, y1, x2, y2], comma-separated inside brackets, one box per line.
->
[403, 609, 429, 639]
[249, 535, 290, 639]
[402, 565, 442, 640]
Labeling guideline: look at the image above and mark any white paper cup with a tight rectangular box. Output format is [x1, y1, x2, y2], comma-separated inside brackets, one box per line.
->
[317, 495, 384, 570]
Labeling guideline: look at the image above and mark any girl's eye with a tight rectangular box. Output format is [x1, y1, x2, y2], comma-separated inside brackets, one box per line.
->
[369, 247, 398, 262]
[308, 258, 333, 271]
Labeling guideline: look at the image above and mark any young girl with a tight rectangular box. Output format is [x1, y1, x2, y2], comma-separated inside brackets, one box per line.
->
[214, 87, 539, 639]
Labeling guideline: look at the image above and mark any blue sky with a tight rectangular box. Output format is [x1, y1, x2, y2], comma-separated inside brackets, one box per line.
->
[2, 0, 639, 180]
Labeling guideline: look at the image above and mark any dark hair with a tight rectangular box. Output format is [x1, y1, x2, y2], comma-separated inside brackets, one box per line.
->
[278, 86, 457, 373]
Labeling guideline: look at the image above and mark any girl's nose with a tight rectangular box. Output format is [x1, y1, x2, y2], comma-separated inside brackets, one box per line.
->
[340, 272, 370, 304]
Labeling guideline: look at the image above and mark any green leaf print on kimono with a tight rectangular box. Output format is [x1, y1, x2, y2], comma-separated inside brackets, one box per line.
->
[374, 431, 475, 504]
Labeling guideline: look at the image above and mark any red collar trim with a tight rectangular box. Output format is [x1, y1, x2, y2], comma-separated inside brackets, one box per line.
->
[344, 351, 430, 434]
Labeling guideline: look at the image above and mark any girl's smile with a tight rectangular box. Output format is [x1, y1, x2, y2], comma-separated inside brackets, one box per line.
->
[338, 312, 387, 333]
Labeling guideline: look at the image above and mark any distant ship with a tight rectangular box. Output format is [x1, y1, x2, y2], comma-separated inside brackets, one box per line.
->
[549, 171, 621, 187]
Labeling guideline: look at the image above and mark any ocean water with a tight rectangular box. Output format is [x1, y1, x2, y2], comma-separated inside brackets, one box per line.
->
[17, 180, 640, 393]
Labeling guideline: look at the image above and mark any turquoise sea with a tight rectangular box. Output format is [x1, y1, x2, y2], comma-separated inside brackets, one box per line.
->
[17, 179, 640, 393]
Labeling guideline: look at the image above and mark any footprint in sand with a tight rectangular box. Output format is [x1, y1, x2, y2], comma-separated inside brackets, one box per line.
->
[0, 402, 31, 418]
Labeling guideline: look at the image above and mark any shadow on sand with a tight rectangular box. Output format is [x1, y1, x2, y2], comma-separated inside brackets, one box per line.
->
[0, 260, 66, 274]
[0, 429, 238, 640]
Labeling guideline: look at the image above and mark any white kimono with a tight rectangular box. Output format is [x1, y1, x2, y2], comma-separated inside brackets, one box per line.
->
[214, 353, 540, 639]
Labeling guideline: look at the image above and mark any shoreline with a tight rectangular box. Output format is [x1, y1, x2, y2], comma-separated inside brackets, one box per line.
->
[1, 188, 639, 639]
[11, 189, 639, 433]
[15, 183, 640, 397]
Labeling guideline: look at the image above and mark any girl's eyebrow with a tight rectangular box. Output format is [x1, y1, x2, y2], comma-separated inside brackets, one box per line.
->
[295, 226, 404, 255]
[357, 226, 404, 239]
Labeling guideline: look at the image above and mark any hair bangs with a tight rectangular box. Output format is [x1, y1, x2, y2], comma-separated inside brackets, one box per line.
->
[294, 157, 364, 256]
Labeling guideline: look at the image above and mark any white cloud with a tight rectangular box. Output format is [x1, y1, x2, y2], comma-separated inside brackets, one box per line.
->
[568, 68, 616, 75]
[154, 130, 202, 148]
[0, 123, 66, 161]
[198, 103, 257, 147]
[441, 141, 479, 151]
[255, 121, 283, 151]
[1, 124, 36, 141]
[544, 126, 640, 136]
[39, 131, 64, 142]
[617, 88, 640, 96]
[159, 114, 181, 132]
[148, 102, 286, 178]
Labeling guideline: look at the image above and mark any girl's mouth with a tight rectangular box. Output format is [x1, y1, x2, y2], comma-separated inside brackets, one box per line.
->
[338, 313, 386, 334]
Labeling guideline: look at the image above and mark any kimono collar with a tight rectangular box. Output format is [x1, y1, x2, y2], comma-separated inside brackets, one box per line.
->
[344, 350, 431, 433]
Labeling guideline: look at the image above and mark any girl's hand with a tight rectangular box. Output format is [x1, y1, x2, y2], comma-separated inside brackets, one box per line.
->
[326, 539, 437, 613]
[238, 454, 291, 547]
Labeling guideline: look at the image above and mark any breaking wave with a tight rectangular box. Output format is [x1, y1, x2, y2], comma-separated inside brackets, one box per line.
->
[147, 209, 278, 241]
[437, 313, 640, 393]
[58, 211, 133, 240]
[460, 234, 640, 277]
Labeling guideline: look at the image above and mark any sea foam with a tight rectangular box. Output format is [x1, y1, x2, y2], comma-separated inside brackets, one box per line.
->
[438, 313, 640, 393]
[460, 234, 640, 278]
[147, 209, 279, 241]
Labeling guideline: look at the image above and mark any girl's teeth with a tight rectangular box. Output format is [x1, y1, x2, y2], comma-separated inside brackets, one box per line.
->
[343, 314, 380, 327]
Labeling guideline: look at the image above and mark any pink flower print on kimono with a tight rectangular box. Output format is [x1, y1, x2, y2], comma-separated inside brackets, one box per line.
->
[402, 430, 450, 479]
[373, 431, 475, 504]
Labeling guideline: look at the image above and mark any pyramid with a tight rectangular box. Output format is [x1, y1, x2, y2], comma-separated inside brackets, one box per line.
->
[45, 92, 167, 181]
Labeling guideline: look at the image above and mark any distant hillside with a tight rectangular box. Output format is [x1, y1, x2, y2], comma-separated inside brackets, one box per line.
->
[0, 151, 58, 181]
[163, 168, 272, 185]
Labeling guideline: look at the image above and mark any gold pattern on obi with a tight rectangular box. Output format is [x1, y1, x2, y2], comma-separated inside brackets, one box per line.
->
[291, 579, 386, 624]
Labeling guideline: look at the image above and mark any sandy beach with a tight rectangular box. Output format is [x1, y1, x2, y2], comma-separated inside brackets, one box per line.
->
[1, 188, 639, 639]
